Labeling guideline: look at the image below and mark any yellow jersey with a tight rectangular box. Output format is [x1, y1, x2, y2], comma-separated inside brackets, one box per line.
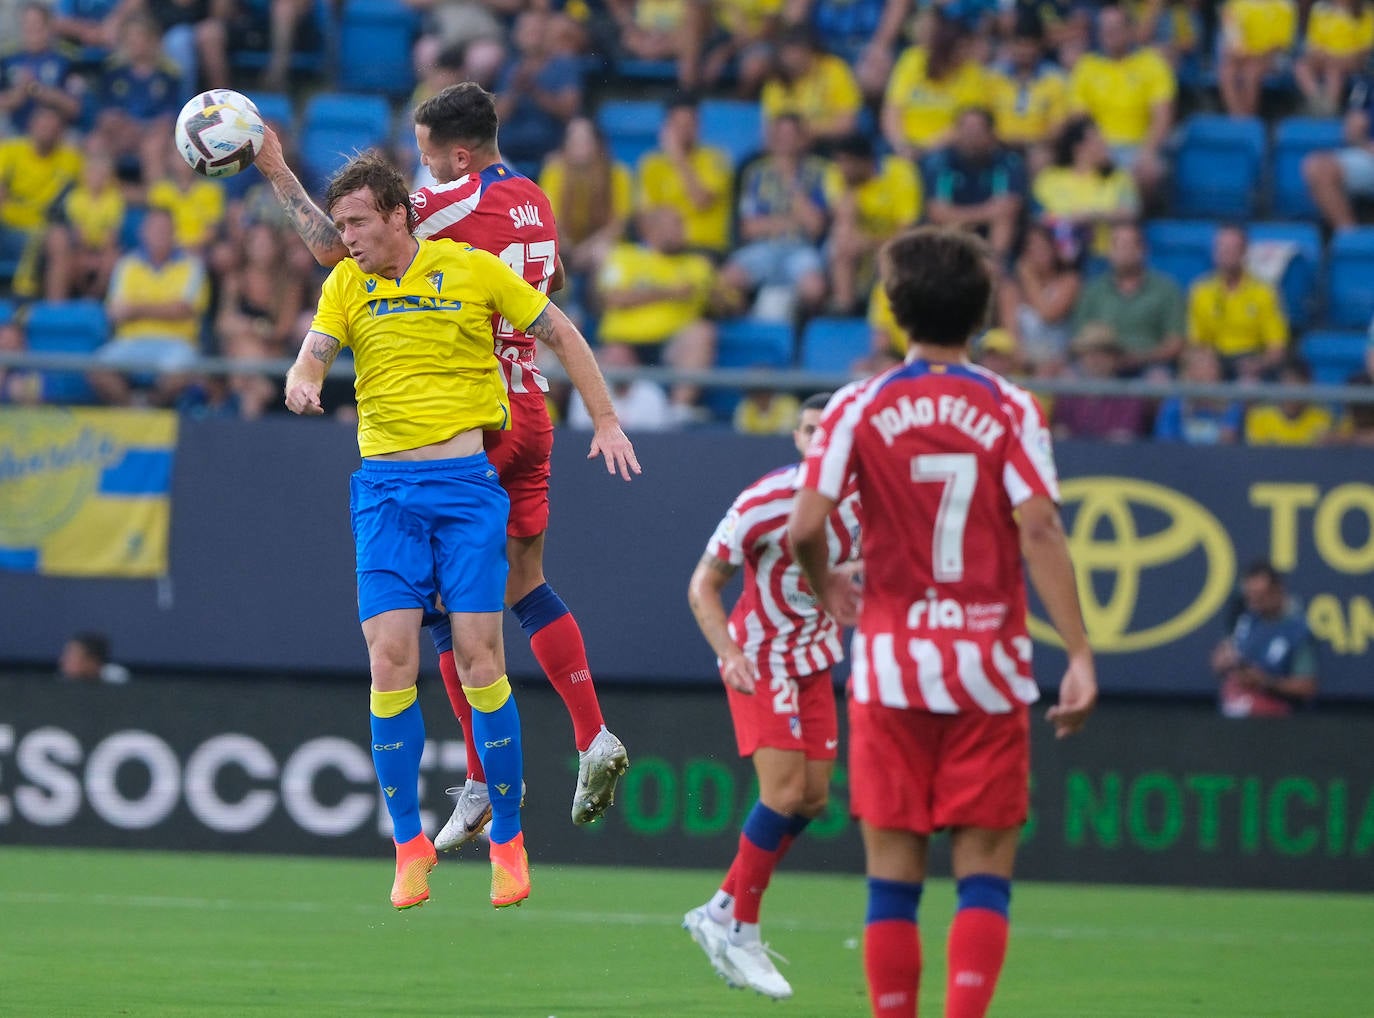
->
[989, 68, 1069, 146]
[596, 243, 714, 345]
[147, 179, 225, 250]
[64, 184, 126, 250]
[310, 239, 546, 457]
[714, 0, 783, 36]
[761, 53, 863, 133]
[1244, 404, 1335, 445]
[1186, 272, 1288, 357]
[637, 144, 734, 253]
[1069, 49, 1176, 146]
[538, 157, 632, 244]
[1223, 0, 1298, 54]
[1032, 166, 1139, 252]
[884, 48, 994, 150]
[828, 156, 923, 239]
[107, 250, 209, 345]
[0, 137, 82, 231]
[1306, 1, 1374, 56]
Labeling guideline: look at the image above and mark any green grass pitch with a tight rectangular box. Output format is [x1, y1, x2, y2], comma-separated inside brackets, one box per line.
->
[2, 847, 1371, 1017]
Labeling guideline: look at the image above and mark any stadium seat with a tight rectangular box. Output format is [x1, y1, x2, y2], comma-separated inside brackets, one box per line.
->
[799, 317, 870, 375]
[1249, 221, 1323, 328]
[1171, 115, 1266, 218]
[595, 100, 665, 168]
[248, 91, 295, 133]
[699, 98, 764, 168]
[0, 298, 14, 325]
[24, 300, 109, 404]
[1272, 117, 1343, 219]
[1144, 219, 1214, 291]
[1324, 228, 1374, 328]
[705, 318, 795, 419]
[300, 92, 393, 192]
[615, 57, 678, 83]
[1300, 330, 1368, 384]
[336, 0, 419, 98]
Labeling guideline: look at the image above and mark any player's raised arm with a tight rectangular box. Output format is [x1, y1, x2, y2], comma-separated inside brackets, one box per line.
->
[525, 303, 641, 481]
[687, 553, 758, 694]
[254, 125, 348, 268]
[284, 330, 339, 415]
[1018, 494, 1097, 738]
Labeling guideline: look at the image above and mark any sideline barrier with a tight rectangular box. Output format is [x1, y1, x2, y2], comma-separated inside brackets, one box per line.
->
[1, 677, 1370, 891]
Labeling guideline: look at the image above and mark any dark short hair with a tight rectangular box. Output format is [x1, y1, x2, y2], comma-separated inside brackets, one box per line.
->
[801, 392, 833, 413]
[827, 132, 875, 161]
[881, 227, 992, 348]
[413, 81, 499, 149]
[1243, 558, 1283, 585]
[71, 631, 110, 663]
[324, 149, 411, 218]
[1054, 114, 1096, 168]
[956, 106, 996, 132]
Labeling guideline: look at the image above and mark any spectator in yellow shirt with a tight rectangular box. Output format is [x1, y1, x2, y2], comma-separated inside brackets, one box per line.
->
[882, 10, 995, 157]
[1296, 0, 1374, 115]
[43, 145, 124, 301]
[1244, 358, 1337, 444]
[824, 132, 922, 314]
[1187, 224, 1289, 380]
[760, 26, 862, 141]
[1068, 4, 1175, 200]
[990, 11, 1068, 157]
[91, 207, 209, 407]
[0, 105, 83, 295]
[1032, 115, 1139, 256]
[637, 94, 735, 256]
[542, 115, 634, 282]
[1218, 0, 1298, 117]
[596, 206, 717, 417]
[147, 140, 226, 254]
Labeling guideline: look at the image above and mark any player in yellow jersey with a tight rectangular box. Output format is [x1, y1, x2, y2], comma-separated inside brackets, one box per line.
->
[285, 151, 553, 912]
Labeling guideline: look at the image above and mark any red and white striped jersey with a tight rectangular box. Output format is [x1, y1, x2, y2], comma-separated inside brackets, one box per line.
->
[799, 359, 1060, 714]
[409, 163, 557, 394]
[706, 462, 861, 683]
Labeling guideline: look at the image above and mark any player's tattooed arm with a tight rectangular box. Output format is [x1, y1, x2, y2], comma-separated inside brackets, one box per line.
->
[283, 331, 338, 416]
[702, 554, 738, 580]
[254, 126, 347, 268]
[526, 303, 642, 481]
[307, 332, 341, 368]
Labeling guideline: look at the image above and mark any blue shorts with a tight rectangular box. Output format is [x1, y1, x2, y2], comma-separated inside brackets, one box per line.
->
[349, 452, 509, 623]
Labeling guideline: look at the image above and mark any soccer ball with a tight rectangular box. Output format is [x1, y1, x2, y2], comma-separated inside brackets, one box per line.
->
[174, 89, 265, 179]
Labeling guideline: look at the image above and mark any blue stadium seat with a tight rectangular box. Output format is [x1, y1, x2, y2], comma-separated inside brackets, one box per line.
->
[248, 91, 295, 133]
[799, 317, 870, 374]
[699, 98, 763, 168]
[595, 100, 665, 168]
[0, 298, 15, 325]
[705, 318, 795, 419]
[300, 93, 393, 192]
[25, 300, 109, 404]
[1249, 221, 1323, 328]
[1324, 228, 1374, 328]
[1300, 330, 1368, 384]
[336, 0, 419, 97]
[1171, 115, 1266, 218]
[1272, 117, 1343, 219]
[1144, 219, 1214, 291]
[615, 57, 678, 82]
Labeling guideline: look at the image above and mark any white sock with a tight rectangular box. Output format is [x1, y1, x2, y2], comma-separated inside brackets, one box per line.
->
[729, 919, 760, 945]
[707, 891, 733, 925]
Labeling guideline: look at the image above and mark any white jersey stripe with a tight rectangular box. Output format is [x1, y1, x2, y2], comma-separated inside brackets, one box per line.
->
[412, 179, 483, 238]
[993, 638, 1041, 704]
[954, 640, 1014, 713]
[851, 633, 871, 703]
[871, 634, 910, 708]
[1003, 462, 1033, 509]
[913, 638, 958, 714]
[813, 379, 878, 500]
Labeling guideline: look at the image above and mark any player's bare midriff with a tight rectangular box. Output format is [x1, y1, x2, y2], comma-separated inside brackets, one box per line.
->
[370, 429, 484, 461]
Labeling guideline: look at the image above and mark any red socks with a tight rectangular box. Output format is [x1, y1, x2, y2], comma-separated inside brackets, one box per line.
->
[528, 612, 604, 751]
[865, 919, 921, 1017]
[437, 650, 484, 782]
[945, 908, 1009, 1018]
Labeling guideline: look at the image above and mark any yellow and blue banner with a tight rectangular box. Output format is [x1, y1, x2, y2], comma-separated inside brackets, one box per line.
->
[0, 408, 178, 576]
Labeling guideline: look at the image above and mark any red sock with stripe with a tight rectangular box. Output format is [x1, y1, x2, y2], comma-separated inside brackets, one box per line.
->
[865, 878, 922, 1017]
[515, 586, 605, 752]
[945, 875, 1011, 1018]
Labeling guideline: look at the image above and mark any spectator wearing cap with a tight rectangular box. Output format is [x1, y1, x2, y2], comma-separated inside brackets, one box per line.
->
[824, 132, 922, 314]
[972, 326, 1025, 377]
[1051, 323, 1153, 440]
[922, 106, 1026, 260]
[1071, 222, 1185, 377]
[759, 25, 862, 142]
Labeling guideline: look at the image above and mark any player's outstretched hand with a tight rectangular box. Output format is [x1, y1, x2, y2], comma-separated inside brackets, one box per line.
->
[818, 560, 864, 627]
[1045, 651, 1096, 739]
[254, 123, 285, 178]
[285, 381, 324, 415]
[589, 422, 641, 481]
[719, 649, 758, 694]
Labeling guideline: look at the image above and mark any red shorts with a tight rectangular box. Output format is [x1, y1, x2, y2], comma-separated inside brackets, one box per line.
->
[848, 699, 1030, 835]
[725, 668, 838, 761]
[483, 391, 553, 539]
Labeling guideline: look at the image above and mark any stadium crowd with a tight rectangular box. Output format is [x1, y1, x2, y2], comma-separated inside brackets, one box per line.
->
[2, 0, 1374, 440]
